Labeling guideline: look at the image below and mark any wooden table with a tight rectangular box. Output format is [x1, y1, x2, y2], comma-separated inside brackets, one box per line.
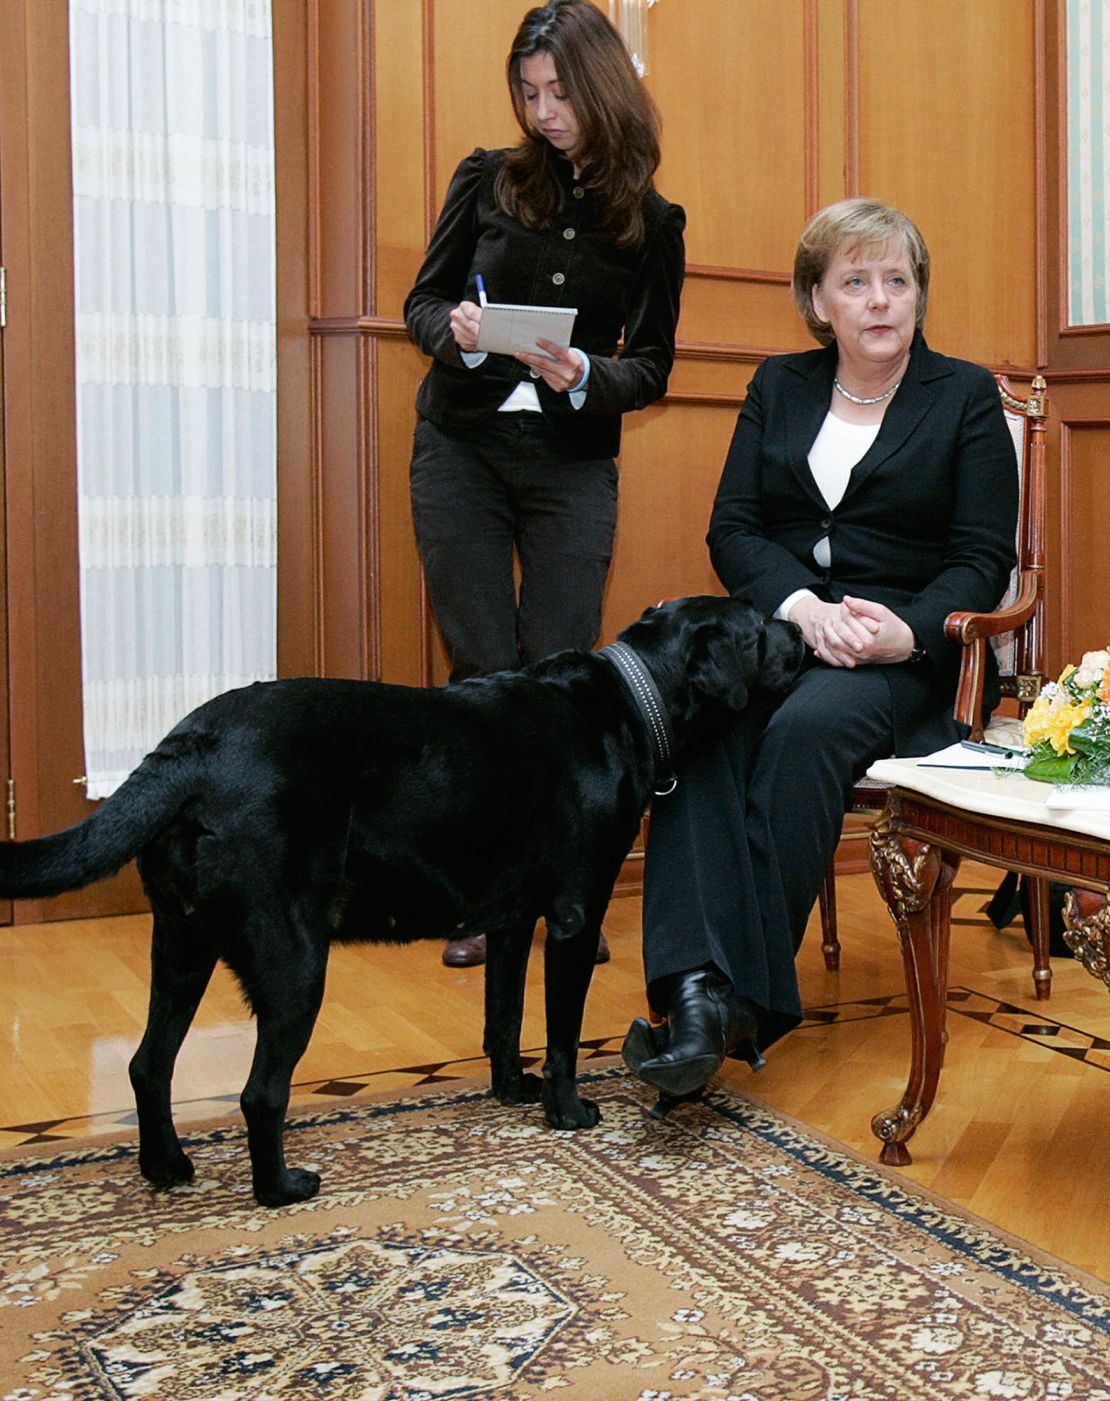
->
[863, 758, 1110, 1167]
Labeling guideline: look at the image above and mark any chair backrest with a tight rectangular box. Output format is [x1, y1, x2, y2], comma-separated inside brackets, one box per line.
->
[992, 372, 1047, 709]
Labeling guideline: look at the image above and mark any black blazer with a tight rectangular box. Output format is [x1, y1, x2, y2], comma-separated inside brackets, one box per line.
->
[404, 148, 686, 459]
[708, 334, 1019, 751]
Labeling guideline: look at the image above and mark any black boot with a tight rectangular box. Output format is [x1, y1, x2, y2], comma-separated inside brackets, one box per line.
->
[631, 968, 763, 1098]
[621, 1015, 669, 1075]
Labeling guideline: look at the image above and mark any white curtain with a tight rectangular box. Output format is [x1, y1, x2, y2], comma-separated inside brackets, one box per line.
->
[69, 0, 277, 798]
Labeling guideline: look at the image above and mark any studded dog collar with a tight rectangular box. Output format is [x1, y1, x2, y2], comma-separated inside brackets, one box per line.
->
[599, 641, 677, 797]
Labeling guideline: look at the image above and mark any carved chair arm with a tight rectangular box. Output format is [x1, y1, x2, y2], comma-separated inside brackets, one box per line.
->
[944, 574, 1039, 646]
[945, 573, 1042, 737]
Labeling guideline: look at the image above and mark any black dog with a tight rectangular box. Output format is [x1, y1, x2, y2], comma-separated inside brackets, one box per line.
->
[0, 597, 803, 1206]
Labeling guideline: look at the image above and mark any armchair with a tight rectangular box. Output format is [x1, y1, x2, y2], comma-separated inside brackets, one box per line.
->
[817, 373, 1051, 991]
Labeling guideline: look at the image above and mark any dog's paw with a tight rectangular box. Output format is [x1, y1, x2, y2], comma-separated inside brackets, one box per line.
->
[139, 1150, 196, 1189]
[254, 1167, 322, 1208]
[542, 1090, 601, 1130]
[492, 1072, 543, 1106]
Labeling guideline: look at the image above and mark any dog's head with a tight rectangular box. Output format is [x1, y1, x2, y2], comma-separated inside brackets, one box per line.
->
[615, 596, 805, 747]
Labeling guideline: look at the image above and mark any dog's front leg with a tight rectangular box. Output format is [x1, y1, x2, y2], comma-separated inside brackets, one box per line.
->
[484, 924, 541, 1106]
[541, 918, 602, 1130]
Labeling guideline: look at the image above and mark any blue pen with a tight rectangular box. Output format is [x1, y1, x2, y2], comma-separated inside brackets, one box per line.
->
[475, 274, 488, 308]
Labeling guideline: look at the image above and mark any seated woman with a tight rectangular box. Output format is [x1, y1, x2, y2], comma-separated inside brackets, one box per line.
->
[623, 198, 1018, 1107]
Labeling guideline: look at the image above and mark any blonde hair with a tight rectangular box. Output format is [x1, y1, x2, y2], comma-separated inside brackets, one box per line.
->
[792, 198, 930, 346]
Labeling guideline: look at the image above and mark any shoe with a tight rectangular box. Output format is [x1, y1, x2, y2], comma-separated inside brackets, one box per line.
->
[443, 929, 611, 968]
[629, 968, 764, 1098]
[442, 933, 487, 967]
[621, 1015, 669, 1075]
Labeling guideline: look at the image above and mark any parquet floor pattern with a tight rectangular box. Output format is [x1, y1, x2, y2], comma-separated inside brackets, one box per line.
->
[2, 859, 1108, 1279]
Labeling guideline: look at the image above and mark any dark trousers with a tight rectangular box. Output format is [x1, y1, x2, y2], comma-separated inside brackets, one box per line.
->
[643, 664, 926, 1046]
[410, 414, 618, 681]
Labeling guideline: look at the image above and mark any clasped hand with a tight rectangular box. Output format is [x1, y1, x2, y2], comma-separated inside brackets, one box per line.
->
[790, 595, 916, 668]
[450, 302, 583, 393]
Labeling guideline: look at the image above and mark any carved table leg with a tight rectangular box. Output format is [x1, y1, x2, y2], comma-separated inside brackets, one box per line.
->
[1063, 887, 1110, 988]
[1026, 876, 1053, 1001]
[868, 807, 961, 1167]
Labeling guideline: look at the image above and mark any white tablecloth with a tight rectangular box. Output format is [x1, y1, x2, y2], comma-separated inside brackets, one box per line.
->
[865, 756, 1110, 843]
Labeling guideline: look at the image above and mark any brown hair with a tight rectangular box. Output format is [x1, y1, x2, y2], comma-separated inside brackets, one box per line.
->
[496, 0, 661, 247]
[792, 198, 931, 345]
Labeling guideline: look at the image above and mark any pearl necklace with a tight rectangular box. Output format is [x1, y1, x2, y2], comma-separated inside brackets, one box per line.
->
[833, 376, 901, 406]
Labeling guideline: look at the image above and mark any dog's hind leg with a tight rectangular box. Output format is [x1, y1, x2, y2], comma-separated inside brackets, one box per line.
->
[483, 923, 542, 1107]
[129, 910, 217, 1189]
[540, 907, 604, 1130]
[238, 922, 329, 1208]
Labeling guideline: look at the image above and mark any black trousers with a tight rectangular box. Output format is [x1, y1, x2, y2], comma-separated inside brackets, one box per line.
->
[642, 664, 945, 1046]
[410, 414, 618, 681]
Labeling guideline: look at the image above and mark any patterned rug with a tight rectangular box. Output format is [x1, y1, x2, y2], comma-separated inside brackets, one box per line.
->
[3, 1063, 1110, 1401]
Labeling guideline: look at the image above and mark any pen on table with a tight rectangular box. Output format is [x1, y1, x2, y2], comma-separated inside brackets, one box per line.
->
[960, 739, 1021, 758]
[917, 763, 996, 770]
[475, 275, 488, 308]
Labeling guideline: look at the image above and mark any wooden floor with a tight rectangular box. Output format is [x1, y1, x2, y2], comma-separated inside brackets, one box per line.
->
[2, 860, 1110, 1282]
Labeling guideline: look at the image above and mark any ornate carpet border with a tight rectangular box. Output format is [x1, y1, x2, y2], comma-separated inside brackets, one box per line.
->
[700, 1086, 1110, 1327]
[3, 1061, 1109, 1333]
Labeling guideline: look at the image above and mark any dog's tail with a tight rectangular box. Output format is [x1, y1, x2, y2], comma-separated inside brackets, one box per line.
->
[0, 730, 204, 899]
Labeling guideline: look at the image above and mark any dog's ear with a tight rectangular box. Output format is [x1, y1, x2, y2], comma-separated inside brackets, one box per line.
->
[683, 617, 759, 723]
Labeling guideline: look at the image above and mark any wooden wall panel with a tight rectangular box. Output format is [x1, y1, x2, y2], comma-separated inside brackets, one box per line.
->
[311, 0, 368, 318]
[313, 332, 371, 679]
[677, 276, 810, 356]
[855, 0, 1037, 370]
[601, 402, 736, 641]
[1050, 398, 1110, 666]
[375, 335, 433, 686]
[651, 1, 808, 273]
[374, 1, 427, 318]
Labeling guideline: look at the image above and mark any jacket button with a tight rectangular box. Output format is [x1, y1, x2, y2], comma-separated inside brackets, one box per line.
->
[573, 186, 585, 199]
[552, 272, 566, 285]
[562, 227, 576, 240]
[821, 516, 832, 529]
[529, 368, 540, 378]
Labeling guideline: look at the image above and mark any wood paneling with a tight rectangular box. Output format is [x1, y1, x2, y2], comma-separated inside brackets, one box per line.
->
[274, 0, 316, 681]
[651, 0, 809, 273]
[855, 0, 1038, 369]
[299, 0, 1044, 693]
[1055, 413, 1110, 663]
[374, 0, 427, 317]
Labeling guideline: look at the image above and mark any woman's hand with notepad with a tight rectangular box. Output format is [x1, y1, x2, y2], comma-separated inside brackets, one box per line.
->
[517, 340, 585, 393]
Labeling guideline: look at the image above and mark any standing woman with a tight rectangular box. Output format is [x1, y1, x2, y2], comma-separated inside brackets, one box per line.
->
[405, 0, 685, 967]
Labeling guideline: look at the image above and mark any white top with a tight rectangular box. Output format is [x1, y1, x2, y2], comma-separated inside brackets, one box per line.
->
[776, 412, 880, 620]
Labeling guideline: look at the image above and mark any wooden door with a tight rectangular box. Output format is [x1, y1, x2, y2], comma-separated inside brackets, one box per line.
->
[0, 1, 146, 921]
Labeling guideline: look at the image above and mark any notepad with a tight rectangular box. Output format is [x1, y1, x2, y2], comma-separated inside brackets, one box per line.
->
[476, 301, 577, 358]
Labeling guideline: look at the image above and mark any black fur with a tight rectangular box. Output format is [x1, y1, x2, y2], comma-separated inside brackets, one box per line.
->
[0, 596, 803, 1205]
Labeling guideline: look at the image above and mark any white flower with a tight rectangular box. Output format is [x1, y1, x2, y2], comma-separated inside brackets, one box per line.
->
[1075, 649, 1110, 688]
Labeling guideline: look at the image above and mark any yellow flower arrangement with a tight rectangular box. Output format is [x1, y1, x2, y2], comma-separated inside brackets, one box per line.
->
[1023, 648, 1110, 784]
